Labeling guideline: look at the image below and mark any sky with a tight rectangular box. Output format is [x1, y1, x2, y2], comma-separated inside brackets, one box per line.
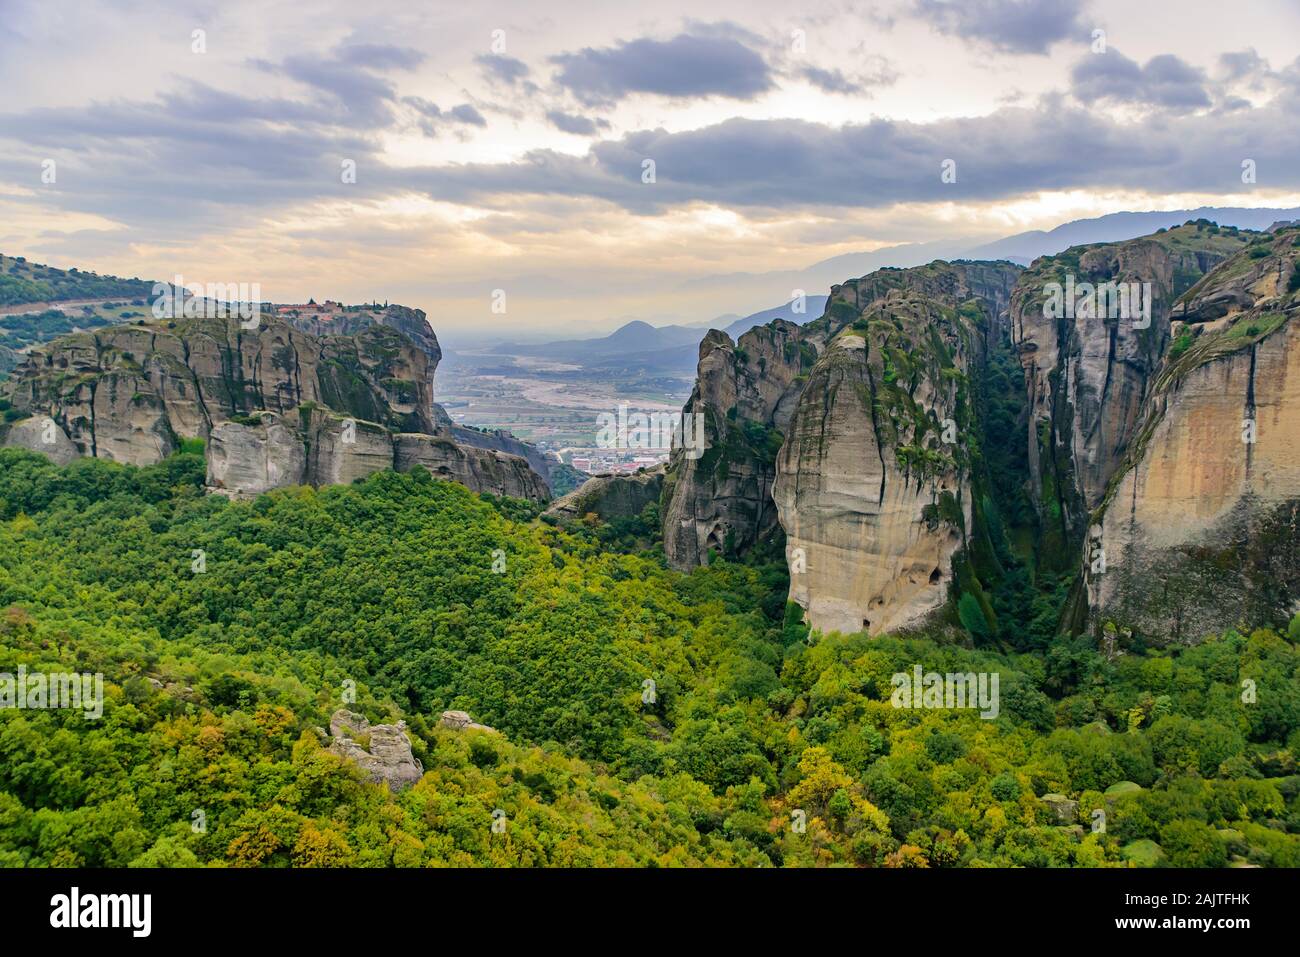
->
[1, 0, 1299, 335]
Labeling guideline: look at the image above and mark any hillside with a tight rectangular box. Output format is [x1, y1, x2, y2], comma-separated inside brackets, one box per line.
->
[0, 253, 154, 307]
[1, 448, 1297, 867]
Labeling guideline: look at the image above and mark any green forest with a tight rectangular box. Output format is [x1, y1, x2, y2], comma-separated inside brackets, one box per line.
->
[0, 446, 1297, 867]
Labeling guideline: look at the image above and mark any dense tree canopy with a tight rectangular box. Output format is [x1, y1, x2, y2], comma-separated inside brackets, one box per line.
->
[0, 448, 1296, 867]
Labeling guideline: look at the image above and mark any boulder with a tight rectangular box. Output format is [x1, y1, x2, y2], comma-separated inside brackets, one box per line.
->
[438, 709, 497, 733]
[326, 708, 424, 792]
[1039, 793, 1079, 824]
[1, 415, 80, 465]
[545, 466, 664, 523]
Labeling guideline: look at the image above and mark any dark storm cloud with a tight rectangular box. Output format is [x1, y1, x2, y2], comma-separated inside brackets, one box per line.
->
[1071, 50, 1212, 110]
[550, 31, 774, 105]
[913, 0, 1091, 55]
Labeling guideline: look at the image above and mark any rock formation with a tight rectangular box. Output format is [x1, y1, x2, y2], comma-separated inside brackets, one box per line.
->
[1, 314, 433, 463]
[0, 414, 80, 465]
[326, 709, 424, 792]
[773, 290, 985, 635]
[438, 710, 497, 733]
[1, 310, 550, 502]
[661, 321, 812, 568]
[661, 260, 1020, 573]
[452, 425, 553, 490]
[1087, 228, 1300, 642]
[203, 410, 548, 501]
[546, 466, 665, 523]
[1011, 223, 1252, 539]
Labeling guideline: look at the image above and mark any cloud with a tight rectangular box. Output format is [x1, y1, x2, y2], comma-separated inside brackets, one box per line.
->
[333, 43, 425, 71]
[396, 98, 1297, 213]
[913, 0, 1091, 55]
[546, 111, 611, 136]
[1071, 50, 1211, 110]
[1218, 49, 1270, 83]
[798, 56, 899, 95]
[404, 97, 488, 135]
[801, 66, 865, 94]
[476, 53, 535, 90]
[450, 104, 486, 126]
[253, 42, 425, 126]
[550, 31, 774, 106]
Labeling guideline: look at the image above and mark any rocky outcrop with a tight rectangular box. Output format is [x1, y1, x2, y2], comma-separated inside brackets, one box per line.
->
[286, 304, 456, 430]
[545, 466, 664, 523]
[326, 709, 424, 792]
[452, 425, 553, 489]
[205, 411, 549, 501]
[662, 321, 816, 568]
[394, 432, 550, 500]
[438, 710, 497, 733]
[1011, 223, 1252, 539]
[2, 315, 434, 465]
[205, 412, 306, 496]
[773, 291, 982, 635]
[4, 311, 550, 502]
[661, 260, 1021, 573]
[1088, 229, 1300, 642]
[0, 415, 80, 465]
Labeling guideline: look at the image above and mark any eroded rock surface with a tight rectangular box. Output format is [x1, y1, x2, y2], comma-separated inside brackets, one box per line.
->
[327, 708, 424, 792]
[774, 290, 983, 635]
[546, 466, 664, 523]
[1089, 228, 1300, 642]
[1011, 224, 1251, 535]
[4, 310, 550, 502]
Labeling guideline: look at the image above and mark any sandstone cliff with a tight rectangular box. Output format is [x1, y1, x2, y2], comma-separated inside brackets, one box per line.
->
[661, 260, 1020, 574]
[1088, 228, 1300, 642]
[661, 320, 812, 568]
[1, 311, 549, 502]
[773, 290, 984, 634]
[452, 424, 553, 490]
[204, 410, 548, 501]
[1011, 223, 1252, 543]
[1, 314, 434, 465]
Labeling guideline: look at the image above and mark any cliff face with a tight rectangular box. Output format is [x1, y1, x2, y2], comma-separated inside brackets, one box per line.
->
[1089, 229, 1300, 642]
[1011, 225, 1251, 540]
[660, 260, 1021, 573]
[661, 320, 812, 568]
[2, 315, 434, 465]
[2, 312, 549, 502]
[203, 410, 547, 501]
[452, 425, 553, 490]
[773, 289, 984, 635]
[286, 305, 456, 431]
[546, 466, 664, 523]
